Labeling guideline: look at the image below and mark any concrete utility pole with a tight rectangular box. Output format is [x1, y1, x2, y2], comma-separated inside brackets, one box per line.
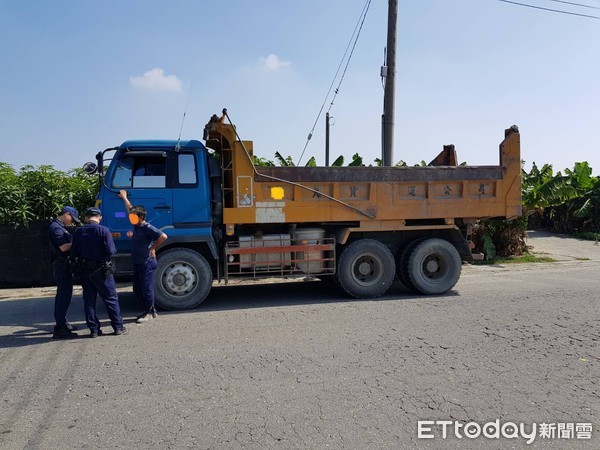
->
[382, 0, 397, 167]
[325, 112, 330, 166]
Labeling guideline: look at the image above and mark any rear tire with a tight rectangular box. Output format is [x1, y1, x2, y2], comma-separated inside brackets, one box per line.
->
[405, 238, 461, 295]
[336, 239, 395, 298]
[154, 248, 212, 310]
[397, 238, 426, 291]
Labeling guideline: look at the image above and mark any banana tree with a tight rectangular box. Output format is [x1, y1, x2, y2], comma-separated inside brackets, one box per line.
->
[522, 162, 555, 214]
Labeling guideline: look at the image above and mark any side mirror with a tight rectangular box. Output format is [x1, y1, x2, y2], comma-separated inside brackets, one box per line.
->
[83, 162, 98, 174]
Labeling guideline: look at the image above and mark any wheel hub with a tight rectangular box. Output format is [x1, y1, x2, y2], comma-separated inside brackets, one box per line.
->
[357, 261, 372, 276]
[352, 255, 382, 285]
[172, 272, 187, 286]
[425, 259, 440, 273]
[423, 254, 447, 279]
[163, 263, 197, 295]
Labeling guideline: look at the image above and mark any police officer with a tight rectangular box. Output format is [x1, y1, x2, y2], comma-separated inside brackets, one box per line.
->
[70, 207, 126, 337]
[48, 206, 80, 339]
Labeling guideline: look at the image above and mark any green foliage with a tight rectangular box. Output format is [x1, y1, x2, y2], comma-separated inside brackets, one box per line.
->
[265, 152, 367, 167]
[523, 161, 599, 234]
[473, 216, 529, 259]
[273, 151, 296, 167]
[574, 231, 600, 241]
[0, 163, 30, 226]
[522, 162, 555, 212]
[374, 158, 408, 167]
[474, 254, 556, 265]
[331, 155, 345, 167]
[481, 234, 496, 260]
[0, 163, 98, 228]
[484, 161, 599, 257]
[348, 153, 363, 167]
[305, 157, 317, 167]
[252, 156, 275, 167]
[259, 152, 420, 168]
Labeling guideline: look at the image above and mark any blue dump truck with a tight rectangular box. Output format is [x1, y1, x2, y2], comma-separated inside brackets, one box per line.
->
[86, 111, 521, 310]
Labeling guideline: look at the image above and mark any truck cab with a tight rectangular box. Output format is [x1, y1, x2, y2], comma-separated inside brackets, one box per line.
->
[96, 139, 220, 275]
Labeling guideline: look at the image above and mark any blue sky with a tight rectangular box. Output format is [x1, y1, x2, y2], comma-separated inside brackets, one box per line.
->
[1, 0, 599, 175]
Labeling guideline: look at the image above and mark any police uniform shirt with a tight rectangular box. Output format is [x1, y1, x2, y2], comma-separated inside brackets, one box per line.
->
[131, 222, 163, 265]
[71, 222, 116, 262]
[48, 218, 72, 260]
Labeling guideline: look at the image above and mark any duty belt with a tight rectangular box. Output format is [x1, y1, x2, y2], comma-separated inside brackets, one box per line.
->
[79, 259, 113, 276]
[80, 259, 103, 270]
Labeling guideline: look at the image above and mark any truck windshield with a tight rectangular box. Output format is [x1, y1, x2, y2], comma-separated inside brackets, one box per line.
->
[112, 154, 166, 188]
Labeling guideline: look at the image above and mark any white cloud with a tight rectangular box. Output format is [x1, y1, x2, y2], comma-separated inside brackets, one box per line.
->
[258, 54, 291, 72]
[129, 68, 183, 92]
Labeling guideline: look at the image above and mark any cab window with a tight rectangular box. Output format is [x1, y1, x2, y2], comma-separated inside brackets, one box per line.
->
[178, 154, 197, 185]
[112, 155, 167, 188]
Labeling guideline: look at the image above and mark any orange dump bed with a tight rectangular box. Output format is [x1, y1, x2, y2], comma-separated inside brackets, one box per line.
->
[205, 122, 521, 229]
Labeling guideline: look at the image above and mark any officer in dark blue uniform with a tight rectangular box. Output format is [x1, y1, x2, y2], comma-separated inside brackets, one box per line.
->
[118, 190, 168, 323]
[48, 206, 80, 339]
[70, 207, 126, 338]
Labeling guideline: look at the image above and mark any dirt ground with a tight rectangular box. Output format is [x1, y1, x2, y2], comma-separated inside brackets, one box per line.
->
[525, 229, 600, 261]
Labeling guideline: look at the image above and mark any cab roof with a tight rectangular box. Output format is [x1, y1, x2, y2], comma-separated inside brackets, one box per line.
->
[118, 139, 206, 150]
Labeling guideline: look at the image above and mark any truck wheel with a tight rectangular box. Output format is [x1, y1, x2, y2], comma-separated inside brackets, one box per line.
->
[336, 239, 395, 298]
[397, 238, 426, 291]
[405, 238, 461, 295]
[154, 248, 212, 310]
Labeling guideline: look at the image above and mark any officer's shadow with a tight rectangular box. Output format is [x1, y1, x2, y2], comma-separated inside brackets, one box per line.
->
[0, 290, 140, 349]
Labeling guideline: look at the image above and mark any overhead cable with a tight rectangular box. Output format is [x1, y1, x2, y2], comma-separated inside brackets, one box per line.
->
[546, 0, 600, 9]
[298, 0, 372, 165]
[498, 0, 600, 19]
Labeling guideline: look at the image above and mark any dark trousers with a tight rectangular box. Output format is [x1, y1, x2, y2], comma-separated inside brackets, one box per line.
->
[53, 259, 73, 328]
[81, 270, 124, 332]
[133, 258, 158, 314]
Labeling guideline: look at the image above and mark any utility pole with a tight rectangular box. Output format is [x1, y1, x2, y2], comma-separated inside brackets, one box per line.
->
[325, 112, 330, 166]
[382, 0, 397, 167]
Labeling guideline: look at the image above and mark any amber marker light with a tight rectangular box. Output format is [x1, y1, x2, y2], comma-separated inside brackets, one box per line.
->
[271, 186, 285, 200]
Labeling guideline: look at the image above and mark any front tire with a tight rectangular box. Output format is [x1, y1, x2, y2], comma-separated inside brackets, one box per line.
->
[154, 248, 212, 310]
[335, 239, 395, 298]
[405, 238, 461, 295]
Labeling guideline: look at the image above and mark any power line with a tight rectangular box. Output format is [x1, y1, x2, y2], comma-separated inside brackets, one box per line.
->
[298, 0, 372, 165]
[498, 0, 600, 19]
[546, 0, 600, 9]
[327, 1, 371, 117]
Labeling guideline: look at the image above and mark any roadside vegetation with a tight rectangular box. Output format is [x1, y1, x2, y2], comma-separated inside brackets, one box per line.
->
[0, 163, 98, 227]
[474, 161, 599, 262]
[473, 254, 557, 265]
[574, 231, 600, 242]
[1, 156, 598, 264]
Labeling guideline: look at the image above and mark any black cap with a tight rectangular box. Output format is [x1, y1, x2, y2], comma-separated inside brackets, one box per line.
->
[85, 207, 102, 217]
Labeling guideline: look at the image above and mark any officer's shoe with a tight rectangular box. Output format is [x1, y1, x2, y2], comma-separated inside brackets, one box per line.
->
[89, 329, 103, 338]
[136, 313, 153, 323]
[53, 326, 78, 339]
[151, 310, 158, 319]
[65, 323, 79, 331]
[113, 327, 127, 336]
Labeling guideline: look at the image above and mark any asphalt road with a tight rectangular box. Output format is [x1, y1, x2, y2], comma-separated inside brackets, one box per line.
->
[0, 235, 599, 449]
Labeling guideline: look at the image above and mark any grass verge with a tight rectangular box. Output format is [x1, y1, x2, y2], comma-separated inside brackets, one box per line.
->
[473, 253, 556, 265]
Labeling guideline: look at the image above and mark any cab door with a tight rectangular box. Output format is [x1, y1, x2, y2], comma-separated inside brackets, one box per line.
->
[169, 151, 211, 227]
[106, 151, 173, 252]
